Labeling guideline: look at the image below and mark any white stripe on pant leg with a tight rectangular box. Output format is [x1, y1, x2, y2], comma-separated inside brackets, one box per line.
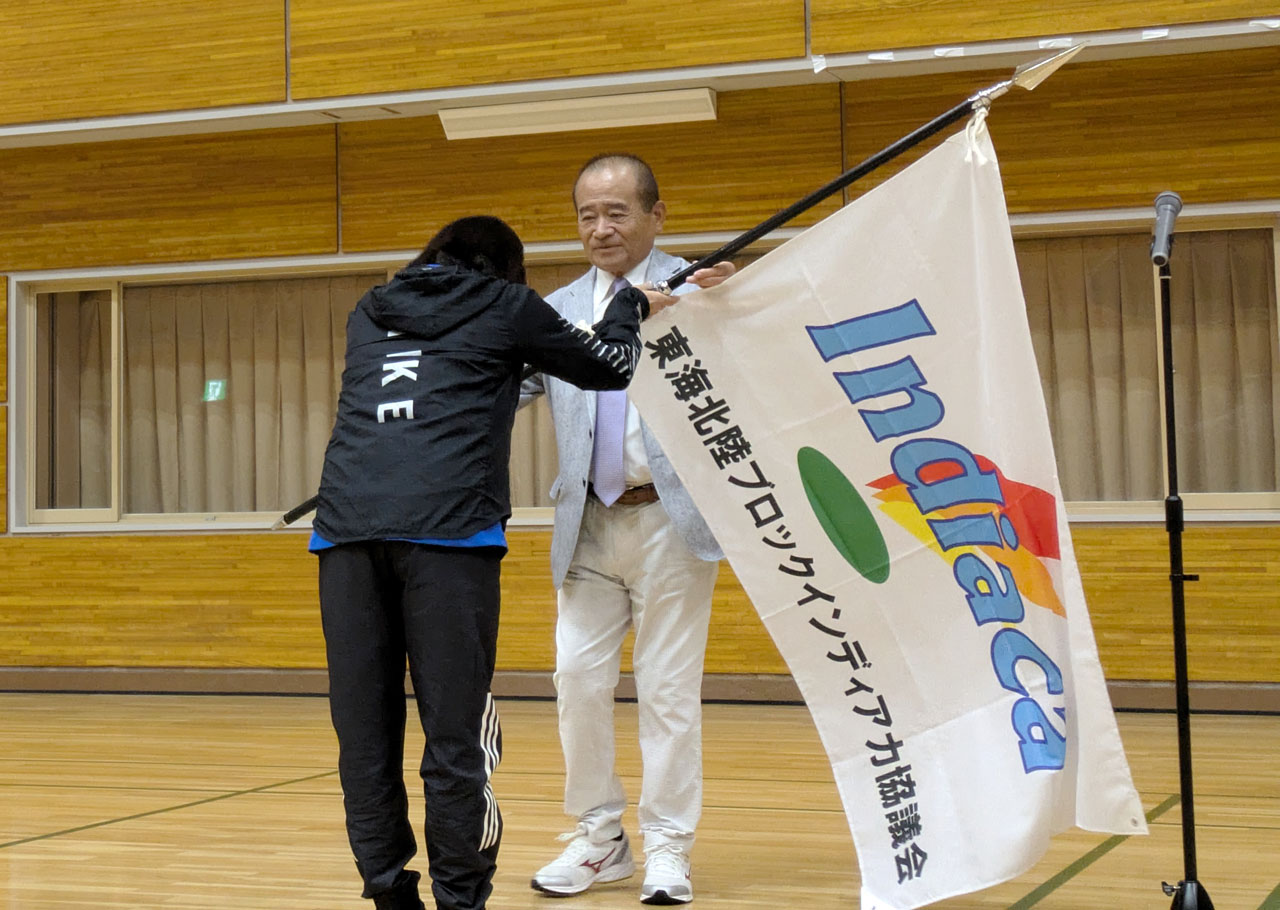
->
[480, 692, 502, 850]
[482, 788, 497, 851]
[481, 694, 498, 850]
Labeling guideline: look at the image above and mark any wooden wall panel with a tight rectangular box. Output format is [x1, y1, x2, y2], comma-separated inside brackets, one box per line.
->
[339, 85, 844, 252]
[493, 531, 558, 669]
[1, 276, 6, 534]
[0, 406, 6, 535]
[290, 0, 805, 100]
[0, 533, 326, 669]
[0, 524, 1276, 685]
[812, 0, 1276, 55]
[0, 128, 339, 272]
[1075, 524, 1280, 684]
[0, 277, 6, 403]
[0, 1, 284, 126]
[705, 566, 787, 674]
[843, 47, 1280, 213]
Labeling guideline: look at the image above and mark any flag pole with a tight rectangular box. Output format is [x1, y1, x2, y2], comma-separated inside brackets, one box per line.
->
[272, 495, 318, 530]
[273, 45, 1085, 530]
[655, 43, 1086, 294]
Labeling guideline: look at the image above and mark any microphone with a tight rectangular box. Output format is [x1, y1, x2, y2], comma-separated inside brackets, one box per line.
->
[1150, 191, 1183, 267]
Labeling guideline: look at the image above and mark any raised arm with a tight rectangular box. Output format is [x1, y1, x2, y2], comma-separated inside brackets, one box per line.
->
[512, 285, 653, 391]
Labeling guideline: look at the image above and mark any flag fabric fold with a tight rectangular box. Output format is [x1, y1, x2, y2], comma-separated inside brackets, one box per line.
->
[628, 114, 1146, 910]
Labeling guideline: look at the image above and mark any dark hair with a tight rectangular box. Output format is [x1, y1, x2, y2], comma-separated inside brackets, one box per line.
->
[406, 215, 526, 284]
[573, 154, 660, 212]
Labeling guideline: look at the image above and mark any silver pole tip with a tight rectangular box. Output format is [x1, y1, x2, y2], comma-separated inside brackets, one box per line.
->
[1012, 43, 1087, 92]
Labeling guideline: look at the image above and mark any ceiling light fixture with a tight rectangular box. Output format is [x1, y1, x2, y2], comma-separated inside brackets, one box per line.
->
[437, 87, 717, 139]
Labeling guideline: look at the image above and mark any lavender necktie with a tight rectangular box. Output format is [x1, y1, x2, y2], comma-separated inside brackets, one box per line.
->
[591, 277, 630, 506]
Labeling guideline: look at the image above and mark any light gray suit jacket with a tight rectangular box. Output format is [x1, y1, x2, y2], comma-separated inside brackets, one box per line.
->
[521, 248, 723, 589]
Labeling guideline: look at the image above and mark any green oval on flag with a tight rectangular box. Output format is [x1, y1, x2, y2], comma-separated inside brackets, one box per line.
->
[797, 446, 891, 584]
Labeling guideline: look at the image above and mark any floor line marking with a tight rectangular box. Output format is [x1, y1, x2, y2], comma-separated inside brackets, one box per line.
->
[0, 769, 337, 849]
[1006, 793, 1181, 909]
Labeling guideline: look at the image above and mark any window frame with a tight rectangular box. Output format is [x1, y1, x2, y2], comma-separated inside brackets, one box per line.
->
[23, 279, 122, 525]
[9, 257, 407, 534]
[7, 211, 1280, 533]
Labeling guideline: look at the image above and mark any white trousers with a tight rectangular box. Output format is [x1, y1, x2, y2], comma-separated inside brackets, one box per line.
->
[554, 495, 718, 854]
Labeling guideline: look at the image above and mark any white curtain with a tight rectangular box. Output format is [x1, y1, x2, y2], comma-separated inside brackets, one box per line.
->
[1173, 229, 1280, 493]
[123, 275, 374, 513]
[122, 270, 565, 513]
[1016, 229, 1278, 500]
[36, 290, 112, 509]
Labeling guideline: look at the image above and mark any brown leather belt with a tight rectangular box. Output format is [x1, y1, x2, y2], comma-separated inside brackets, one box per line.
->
[589, 482, 660, 506]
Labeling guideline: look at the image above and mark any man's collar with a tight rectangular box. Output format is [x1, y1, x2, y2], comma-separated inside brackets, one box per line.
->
[593, 251, 653, 300]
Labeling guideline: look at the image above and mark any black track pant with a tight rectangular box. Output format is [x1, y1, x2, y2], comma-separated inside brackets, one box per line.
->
[319, 541, 504, 910]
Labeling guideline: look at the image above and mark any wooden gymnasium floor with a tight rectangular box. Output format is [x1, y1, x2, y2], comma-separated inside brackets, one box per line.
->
[1, 694, 1277, 909]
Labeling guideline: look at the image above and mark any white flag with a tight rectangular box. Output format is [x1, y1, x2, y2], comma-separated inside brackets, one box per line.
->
[629, 114, 1147, 909]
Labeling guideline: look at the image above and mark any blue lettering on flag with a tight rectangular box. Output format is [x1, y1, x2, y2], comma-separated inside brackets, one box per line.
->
[806, 299, 936, 361]
[808, 299, 1068, 774]
[889, 438, 1003, 514]
[834, 357, 945, 442]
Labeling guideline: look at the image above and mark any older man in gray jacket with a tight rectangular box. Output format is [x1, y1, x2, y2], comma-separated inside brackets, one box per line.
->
[521, 154, 731, 905]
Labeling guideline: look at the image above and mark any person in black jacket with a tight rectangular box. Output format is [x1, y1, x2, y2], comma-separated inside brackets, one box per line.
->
[311, 215, 670, 910]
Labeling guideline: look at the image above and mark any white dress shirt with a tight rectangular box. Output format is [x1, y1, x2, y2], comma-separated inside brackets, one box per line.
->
[591, 254, 653, 488]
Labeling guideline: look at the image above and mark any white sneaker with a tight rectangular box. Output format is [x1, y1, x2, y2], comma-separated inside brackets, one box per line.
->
[640, 847, 693, 904]
[530, 825, 635, 896]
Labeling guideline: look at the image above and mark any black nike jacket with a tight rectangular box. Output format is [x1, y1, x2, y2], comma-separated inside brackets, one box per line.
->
[313, 263, 650, 545]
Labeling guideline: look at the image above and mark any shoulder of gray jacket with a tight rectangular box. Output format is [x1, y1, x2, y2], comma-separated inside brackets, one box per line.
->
[544, 266, 593, 312]
[648, 246, 691, 277]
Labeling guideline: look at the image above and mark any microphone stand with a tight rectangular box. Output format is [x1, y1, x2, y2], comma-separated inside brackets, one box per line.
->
[1152, 195, 1213, 910]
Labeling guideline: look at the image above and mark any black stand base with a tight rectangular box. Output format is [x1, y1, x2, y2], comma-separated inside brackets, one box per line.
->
[1164, 879, 1215, 909]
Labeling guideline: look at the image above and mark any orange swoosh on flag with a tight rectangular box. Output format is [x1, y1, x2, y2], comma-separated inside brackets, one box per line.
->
[869, 458, 1065, 617]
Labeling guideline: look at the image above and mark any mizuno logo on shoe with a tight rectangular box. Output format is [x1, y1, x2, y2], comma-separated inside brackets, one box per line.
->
[580, 848, 616, 873]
